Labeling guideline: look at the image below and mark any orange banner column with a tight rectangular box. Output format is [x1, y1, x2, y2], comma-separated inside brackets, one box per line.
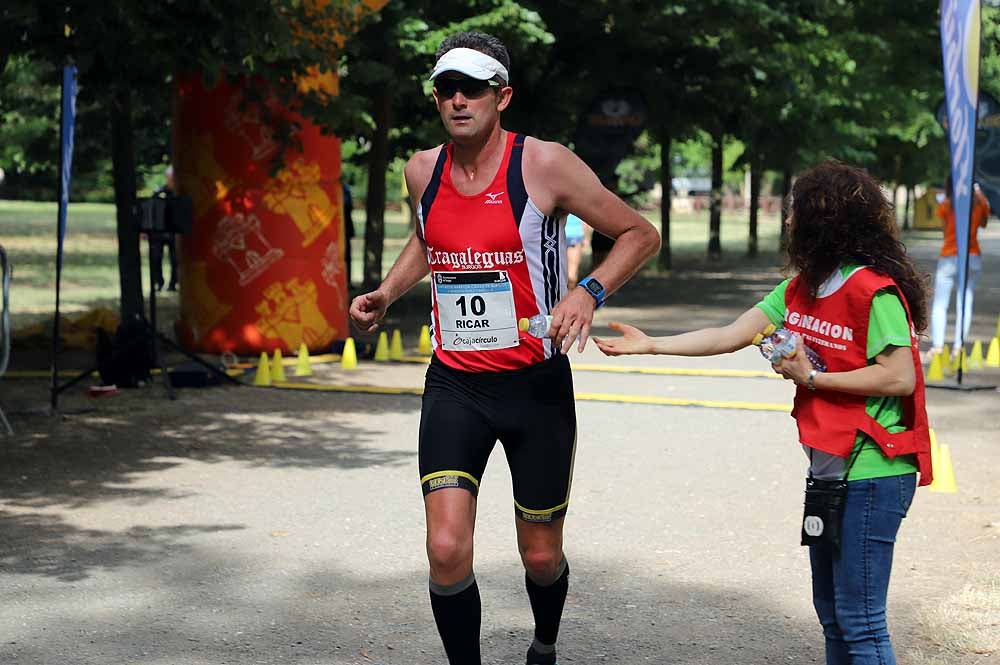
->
[172, 74, 348, 355]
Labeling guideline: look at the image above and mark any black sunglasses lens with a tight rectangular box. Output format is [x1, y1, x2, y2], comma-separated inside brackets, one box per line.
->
[436, 78, 491, 98]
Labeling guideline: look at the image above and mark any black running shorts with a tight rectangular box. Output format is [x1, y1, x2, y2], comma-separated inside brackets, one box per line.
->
[419, 354, 577, 523]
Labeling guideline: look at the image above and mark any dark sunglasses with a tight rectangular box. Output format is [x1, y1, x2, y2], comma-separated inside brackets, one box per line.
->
[434, 77, 500, 100]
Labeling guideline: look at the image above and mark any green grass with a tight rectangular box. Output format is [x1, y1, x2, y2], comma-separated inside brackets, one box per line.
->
[1, 201, 149, 328]
[0, 199, 783, 329]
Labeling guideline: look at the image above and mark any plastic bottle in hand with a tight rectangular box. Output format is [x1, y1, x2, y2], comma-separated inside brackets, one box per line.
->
[518, 314, 552, 338]
[752, 324, 827, 371]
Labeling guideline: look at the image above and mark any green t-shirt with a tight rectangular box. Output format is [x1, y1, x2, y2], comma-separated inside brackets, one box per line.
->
[755, 266, 918, 480]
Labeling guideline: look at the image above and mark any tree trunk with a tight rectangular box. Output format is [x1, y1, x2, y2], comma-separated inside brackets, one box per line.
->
[708, 132, 723, 260]
[657, 128, 672, 270]
[779, 165, 792, 251]
[110, 85, 144, 322]
[362, 87, 391, 291]
[748, 156, 761, 257]
[903, 187, 912, 230]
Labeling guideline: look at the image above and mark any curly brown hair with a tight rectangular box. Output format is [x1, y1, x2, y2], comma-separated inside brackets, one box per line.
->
[787, 160, 929, 332]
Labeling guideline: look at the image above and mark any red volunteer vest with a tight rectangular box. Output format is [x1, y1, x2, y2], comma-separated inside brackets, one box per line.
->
[785, 268, 933, 486]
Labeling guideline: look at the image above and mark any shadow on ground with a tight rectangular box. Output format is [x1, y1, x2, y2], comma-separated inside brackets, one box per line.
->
[0, 552, 827, 665]
[0, 381, 419, 510]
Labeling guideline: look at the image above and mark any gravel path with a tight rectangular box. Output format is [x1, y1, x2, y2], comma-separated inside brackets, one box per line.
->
[1, 230, 997, 664]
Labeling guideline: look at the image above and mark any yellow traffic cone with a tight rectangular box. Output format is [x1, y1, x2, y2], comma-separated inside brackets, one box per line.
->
[374, 331, 389, 362]
[254, 351, 272, 386]
[926, 352, 945, 381]
[987, 337, 1000, 367]
[295, 342, 313, 377]
[341, 337, 358, 370]
[941, 349, 955, 375]
[418, 324, 432, 355]
[969, 340, 984, 370]
[390, 329, 404, 360]
[930, 442, 958, 493]
[270, 349, 287, 382]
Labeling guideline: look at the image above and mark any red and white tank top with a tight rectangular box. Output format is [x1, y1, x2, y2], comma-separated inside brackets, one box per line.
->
[418, 132, 566, 373]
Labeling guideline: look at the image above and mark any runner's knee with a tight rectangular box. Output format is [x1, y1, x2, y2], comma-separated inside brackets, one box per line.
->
[521, 545, 564, 584]
[427, 530, 473, 578]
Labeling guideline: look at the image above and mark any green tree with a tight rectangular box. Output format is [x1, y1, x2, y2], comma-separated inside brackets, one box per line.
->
[2, 0, 368, 320]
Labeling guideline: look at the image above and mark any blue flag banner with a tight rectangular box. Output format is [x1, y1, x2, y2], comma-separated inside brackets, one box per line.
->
[56, 65, 78, 276]
[51, 64, 78, 410]
[940, 0, 981, 350]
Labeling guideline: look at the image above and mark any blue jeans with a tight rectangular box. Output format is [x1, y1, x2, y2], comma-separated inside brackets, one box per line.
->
[931, 255, 982, 349]
[809, 474, 916, 665]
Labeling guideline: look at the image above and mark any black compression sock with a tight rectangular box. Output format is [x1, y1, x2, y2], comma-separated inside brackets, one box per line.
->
[429, 573, 481, 665]
[525, 557, 569, 661]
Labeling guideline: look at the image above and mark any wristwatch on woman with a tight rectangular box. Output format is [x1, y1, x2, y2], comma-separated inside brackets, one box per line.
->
[806, 369, 819, 391]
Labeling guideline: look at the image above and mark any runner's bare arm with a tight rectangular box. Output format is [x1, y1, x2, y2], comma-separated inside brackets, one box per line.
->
[348, 150, 438, 332]
[523, 139, 661, 352]
[524, 139, 660, 294]
[594, 307, 771, 356]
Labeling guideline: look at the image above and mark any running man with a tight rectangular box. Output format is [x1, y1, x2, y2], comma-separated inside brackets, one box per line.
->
[349, 31, 660, 665]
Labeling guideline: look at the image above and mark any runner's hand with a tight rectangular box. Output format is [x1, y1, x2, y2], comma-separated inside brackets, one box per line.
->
[350, 290, 389, 333]
[593, 321, 653, 356]
[549, 288, 597, 353]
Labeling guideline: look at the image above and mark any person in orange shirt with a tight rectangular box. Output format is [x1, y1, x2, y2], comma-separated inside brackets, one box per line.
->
[930, 177, 991, 357]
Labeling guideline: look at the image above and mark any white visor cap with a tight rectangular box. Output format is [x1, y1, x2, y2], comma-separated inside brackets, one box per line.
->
[429, 48, 509, 84]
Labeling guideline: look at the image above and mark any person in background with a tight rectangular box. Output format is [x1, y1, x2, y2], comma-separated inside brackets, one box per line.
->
[564, 213, 589, 289]
[343, 181, 354, 288]
[929, 177, 990, 359]
[150, 165, 178, 291]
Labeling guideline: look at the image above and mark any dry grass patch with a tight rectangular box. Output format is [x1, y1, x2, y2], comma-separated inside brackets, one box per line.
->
[909, 574, 1000, 664]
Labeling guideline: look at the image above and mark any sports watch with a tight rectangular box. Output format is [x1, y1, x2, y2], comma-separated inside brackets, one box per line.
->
[577, 276, 606, 308]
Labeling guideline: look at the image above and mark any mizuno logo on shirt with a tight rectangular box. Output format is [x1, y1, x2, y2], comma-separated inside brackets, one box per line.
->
[484, 191, 505, 205]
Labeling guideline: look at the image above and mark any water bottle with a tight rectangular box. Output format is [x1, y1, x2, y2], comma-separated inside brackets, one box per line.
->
[518, 314, 552, 338]
[752, 324, 827, 371]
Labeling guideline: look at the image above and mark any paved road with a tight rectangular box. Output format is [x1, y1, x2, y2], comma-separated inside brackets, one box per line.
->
[1, 230, 997, 664]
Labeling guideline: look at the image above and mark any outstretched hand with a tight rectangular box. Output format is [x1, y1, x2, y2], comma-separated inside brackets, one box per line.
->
[592, 321, 653, 356]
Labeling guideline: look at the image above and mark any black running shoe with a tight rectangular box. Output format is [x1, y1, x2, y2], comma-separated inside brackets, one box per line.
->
[526, 644, 557, 665]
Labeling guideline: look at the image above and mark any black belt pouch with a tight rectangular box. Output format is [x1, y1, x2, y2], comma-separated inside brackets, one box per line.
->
[801, 477, 848, 550]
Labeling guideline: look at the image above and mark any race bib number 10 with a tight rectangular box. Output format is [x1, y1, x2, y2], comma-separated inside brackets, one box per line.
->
[434, 271, 519, 352]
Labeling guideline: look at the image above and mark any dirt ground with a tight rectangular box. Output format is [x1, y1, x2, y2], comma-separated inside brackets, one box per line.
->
[1, 229, 998, 664]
